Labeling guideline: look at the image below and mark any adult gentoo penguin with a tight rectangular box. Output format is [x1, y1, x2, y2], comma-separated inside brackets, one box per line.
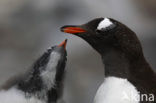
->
[61, 18, 156, 103]
[0, 39, 67, 103]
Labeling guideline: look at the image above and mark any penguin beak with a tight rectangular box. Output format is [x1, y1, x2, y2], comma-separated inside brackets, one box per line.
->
[61, 25, 86, 34]
[58, 39, 67, 49]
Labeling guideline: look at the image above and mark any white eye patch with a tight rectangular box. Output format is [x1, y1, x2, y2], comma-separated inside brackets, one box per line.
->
[97, 18, 113, 30]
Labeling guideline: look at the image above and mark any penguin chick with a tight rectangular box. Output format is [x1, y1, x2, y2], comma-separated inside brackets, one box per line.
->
[0, 39, 67, 103]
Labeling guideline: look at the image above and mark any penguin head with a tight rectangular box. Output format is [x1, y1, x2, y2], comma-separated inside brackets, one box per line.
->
[39, 39, 67, 90]
[61, 18, 143, 60]
[18, 39, 67, 94]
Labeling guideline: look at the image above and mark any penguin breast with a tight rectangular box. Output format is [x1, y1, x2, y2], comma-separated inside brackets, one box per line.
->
[94, 77, 139, 103]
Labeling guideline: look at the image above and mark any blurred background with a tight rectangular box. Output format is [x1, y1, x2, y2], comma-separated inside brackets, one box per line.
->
[0, 0, 155, 103]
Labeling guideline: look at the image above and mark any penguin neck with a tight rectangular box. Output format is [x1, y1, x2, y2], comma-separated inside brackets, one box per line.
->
[101, 49, 148, 79]
[101, 50, 129, 78]
[17, 68, 44, 93]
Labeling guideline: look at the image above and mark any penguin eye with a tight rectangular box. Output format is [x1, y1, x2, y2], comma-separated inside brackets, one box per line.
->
[51, 47, 54, 50]
[95, 29, 103, 34]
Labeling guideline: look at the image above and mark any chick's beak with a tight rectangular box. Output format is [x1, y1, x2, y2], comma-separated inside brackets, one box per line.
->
[61, 25, 86, 34]
[58, 39, 67, 49]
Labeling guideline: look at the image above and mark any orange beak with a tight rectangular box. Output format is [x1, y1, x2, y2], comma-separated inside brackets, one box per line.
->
[61, 26, 86, 34]
[58, 39, 67, 49]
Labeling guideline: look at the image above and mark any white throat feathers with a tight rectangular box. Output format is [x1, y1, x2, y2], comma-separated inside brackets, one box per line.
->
[41, 51, 61, 90]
